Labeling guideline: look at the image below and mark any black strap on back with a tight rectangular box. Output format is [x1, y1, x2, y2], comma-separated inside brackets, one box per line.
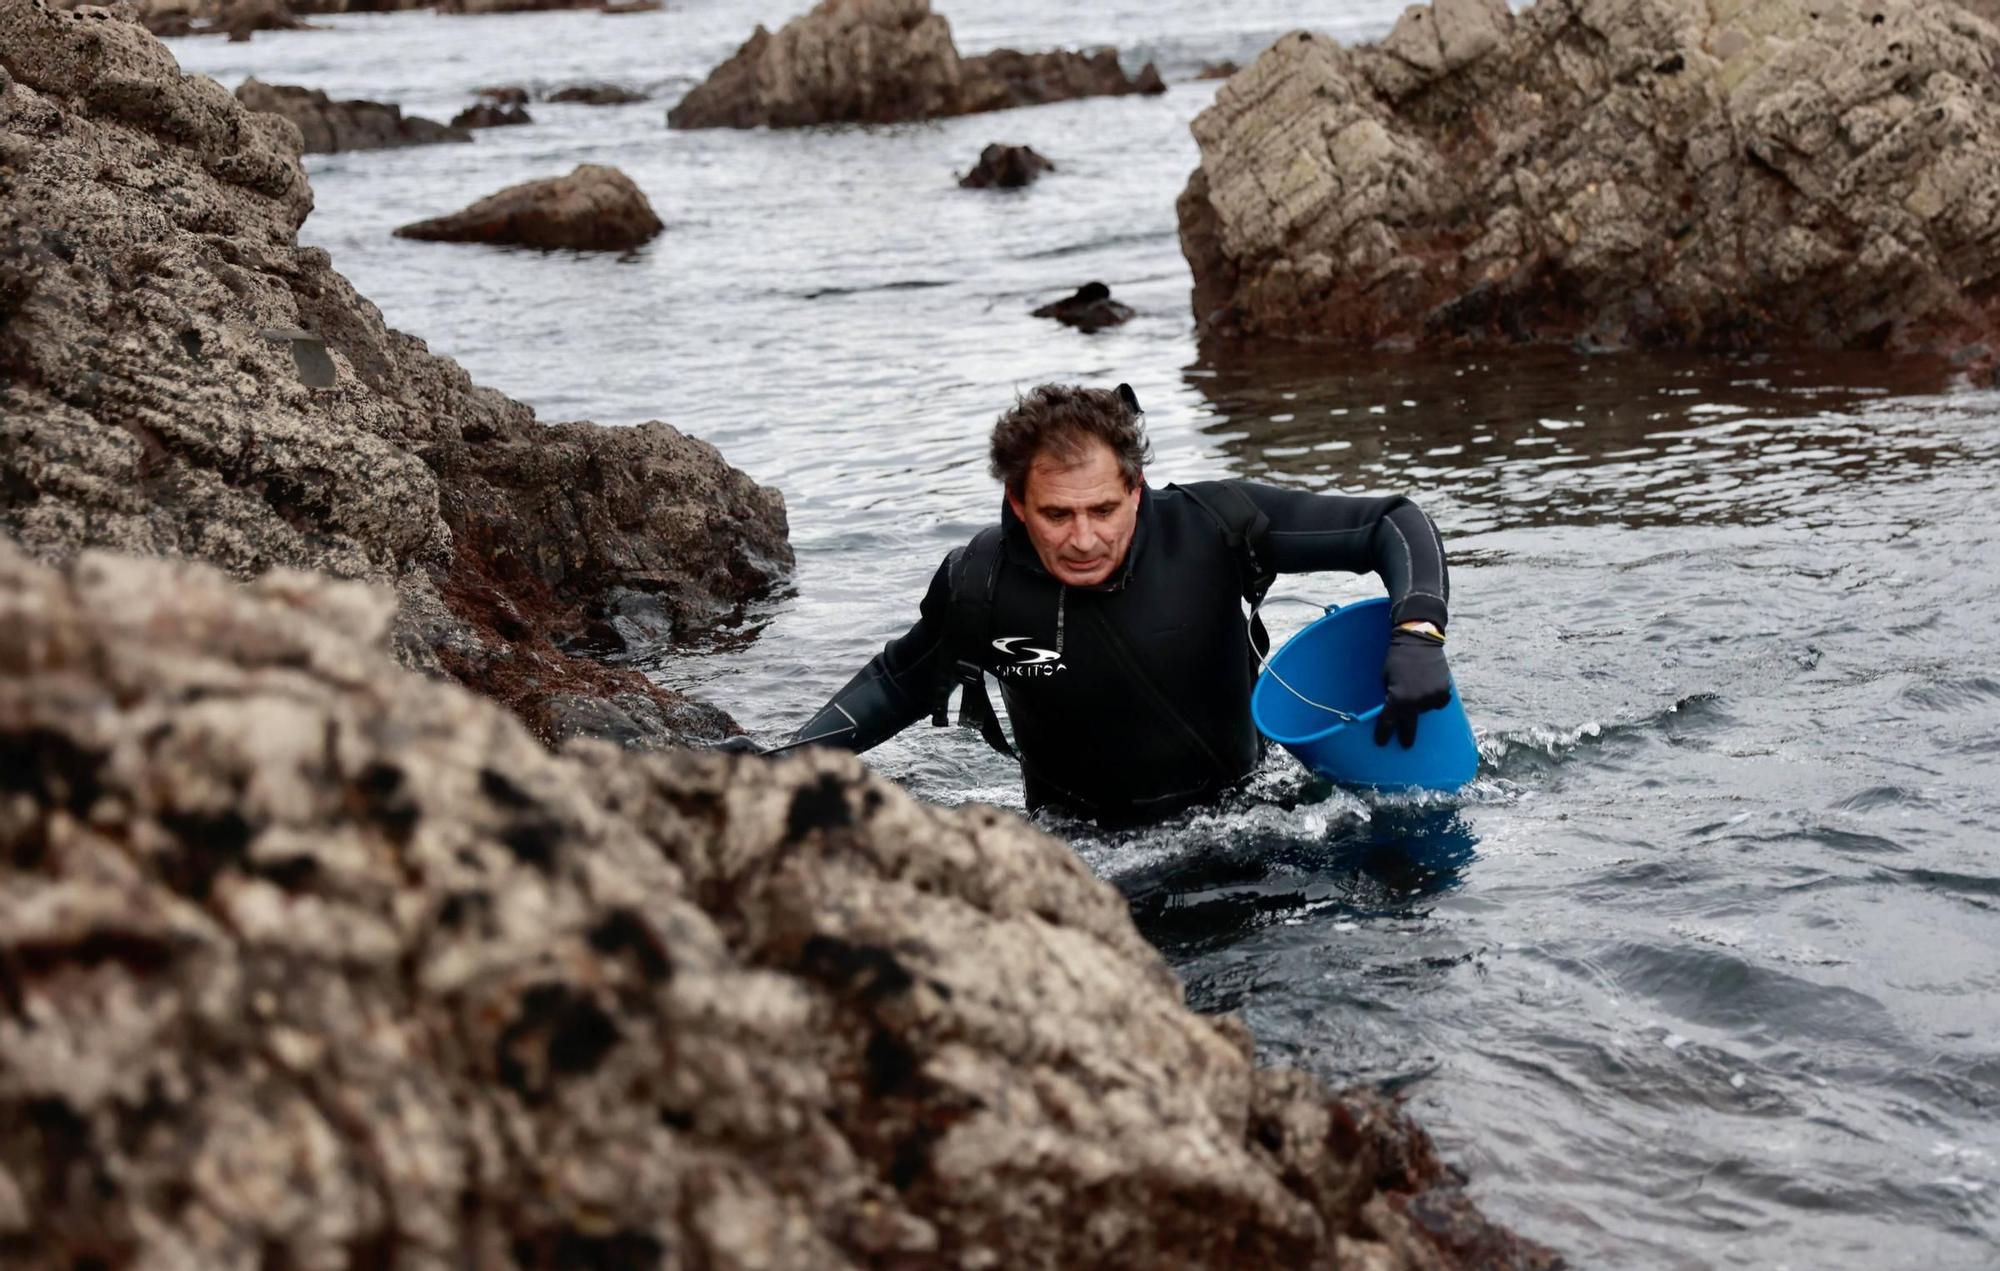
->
[1169, 481, 1276, 665]
[931, 525, 1017, 759]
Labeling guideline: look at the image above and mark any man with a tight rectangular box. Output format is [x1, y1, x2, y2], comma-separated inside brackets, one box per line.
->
[776, 383, 1454, 824]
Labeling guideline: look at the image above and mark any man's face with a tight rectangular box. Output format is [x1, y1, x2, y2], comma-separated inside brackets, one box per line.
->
[1006, 437, 1142, 588]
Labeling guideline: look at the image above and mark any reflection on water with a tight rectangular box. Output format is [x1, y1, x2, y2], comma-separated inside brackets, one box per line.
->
[1184, 342, 1982, 532]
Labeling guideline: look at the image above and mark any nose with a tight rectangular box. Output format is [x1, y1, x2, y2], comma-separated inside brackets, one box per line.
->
[1069, 515, 1102, 555]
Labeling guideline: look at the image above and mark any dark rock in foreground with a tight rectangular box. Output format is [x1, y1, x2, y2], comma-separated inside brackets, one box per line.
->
[0, 537, 1560, 1271]
[668, 0, 1165, 129]
[0, 0, 787, 746]
[960, 142, 1054, 189]
[547, 81, 647, 104]
[1032, 281, 1135, 331]
[452, 100, 532, 128]
[1178, 0, 2000, 371]
[236, 77, 469, 152]
[394, 164, 665, 251]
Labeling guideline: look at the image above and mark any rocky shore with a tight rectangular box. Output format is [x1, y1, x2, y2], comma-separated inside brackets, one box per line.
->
[0, 539, 1557, 1268]
[0, 0, 790, 748]
[668, 0, 1165, 130]
[0, 2, 1563, 1265]
[1178, 0, 2000, 370]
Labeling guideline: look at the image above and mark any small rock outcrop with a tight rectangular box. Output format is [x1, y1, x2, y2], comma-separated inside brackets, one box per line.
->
[1196, 59, 1240, 80]
[668, 0, 1164, 129]
[394, 164, 665, 251]
[1, 0, 788, 747]
[0, 538, 1558, 1271]
[547, 81, 647, 104]
[959, 141, 1054, 189]
[451, 100, 532, 128]
[1178, 0, 2000, 368]
[475, 83, 529, 105]
[1033, 281, 1135, 331]
[236, 77, 469, 152]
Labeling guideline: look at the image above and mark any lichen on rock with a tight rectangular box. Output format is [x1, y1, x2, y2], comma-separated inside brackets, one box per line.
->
[1178, 0, 2000, 370]
[0, 539, 1559, 1269]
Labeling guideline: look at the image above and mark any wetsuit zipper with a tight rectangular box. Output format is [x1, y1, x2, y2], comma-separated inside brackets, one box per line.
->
[1079, 601, 1236, 785]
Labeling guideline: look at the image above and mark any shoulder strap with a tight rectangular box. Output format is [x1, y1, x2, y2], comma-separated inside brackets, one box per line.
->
[932, 526, 1017, 760]
[1169, 481, 1276, 659]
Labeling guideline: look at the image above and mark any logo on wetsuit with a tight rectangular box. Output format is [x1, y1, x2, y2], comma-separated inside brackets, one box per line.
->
[992, 636, 1066, 678]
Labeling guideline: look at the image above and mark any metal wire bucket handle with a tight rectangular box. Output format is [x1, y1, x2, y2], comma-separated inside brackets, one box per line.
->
[1250, 595, 1362, 724]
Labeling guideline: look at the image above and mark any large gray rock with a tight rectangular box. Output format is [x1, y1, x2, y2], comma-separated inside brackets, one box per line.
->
[394, 164, 665, 251]
[0, 537, 1558, 1270]
[1178, 0, 2000, 371]
[668, 0, 1163, 129]
[0, 0, 791, 746]
[236, 77, 469, 153]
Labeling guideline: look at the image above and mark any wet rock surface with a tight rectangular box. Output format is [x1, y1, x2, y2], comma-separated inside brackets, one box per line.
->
[0, 538, 1559, 1271]
[546, 81, 647, 104]
[0, 0, 790, 745]
[1179, 0, 2000, 369]
[668, 0, 1165, 129]
[237, 77, 469, 152]
[451, 100, 531, 128]
[959, 142, 1054, 189]
[1032, 281, 1135, 331]
[394, 163, 665, 251]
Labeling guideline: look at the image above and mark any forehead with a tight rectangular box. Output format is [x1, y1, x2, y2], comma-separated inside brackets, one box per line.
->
[1025, 437, 1128, 505]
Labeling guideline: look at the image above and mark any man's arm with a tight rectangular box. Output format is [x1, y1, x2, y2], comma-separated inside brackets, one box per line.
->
[1230, 481, 1453, 748]
[786, 555, 954, 753]
[1230, 482, 1450, 631]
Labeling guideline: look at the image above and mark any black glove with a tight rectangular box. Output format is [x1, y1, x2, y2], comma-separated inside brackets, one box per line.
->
[709, 734, 765, 756]
[1375, 629, 1452, 749]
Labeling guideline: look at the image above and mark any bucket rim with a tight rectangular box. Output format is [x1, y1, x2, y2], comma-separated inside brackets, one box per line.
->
[1252, 599, 1389, 747]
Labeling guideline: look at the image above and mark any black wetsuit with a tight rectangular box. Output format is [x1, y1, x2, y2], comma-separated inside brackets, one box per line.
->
[793, 481, 1450, 821]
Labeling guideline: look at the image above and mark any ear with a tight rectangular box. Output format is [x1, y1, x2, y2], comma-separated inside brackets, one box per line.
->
[1006, 486, 1027, 521]
[1115, 382, 1142, 415]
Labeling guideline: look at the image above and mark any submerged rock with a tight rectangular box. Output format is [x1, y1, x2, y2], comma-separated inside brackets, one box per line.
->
[1178, 0, 2000, 370]
[1032, 281, 1135, 331]
[669, 0, 1163, 129]
[546, 81, 648, 104]
[451, 100, 532, 128]
[0, 537, 1558, 1271]
[0, 0, 789, 746]
[236, 77, 470, 152]
[394, 163, 665, 251]
[959, 142, 1054, 189]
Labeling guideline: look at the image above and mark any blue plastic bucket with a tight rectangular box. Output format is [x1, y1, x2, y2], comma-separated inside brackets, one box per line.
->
[1251, 597, 1478, 793]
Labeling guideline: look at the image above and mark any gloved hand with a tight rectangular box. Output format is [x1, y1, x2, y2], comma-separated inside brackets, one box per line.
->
[1375, 628, 1452, 748]
[709, 734, 765, 756]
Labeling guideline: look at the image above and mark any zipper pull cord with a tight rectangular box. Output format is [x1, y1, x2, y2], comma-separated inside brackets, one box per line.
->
[1056, 586, 1066, 656]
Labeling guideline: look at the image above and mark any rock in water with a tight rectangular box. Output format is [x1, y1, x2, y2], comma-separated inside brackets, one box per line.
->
[960, 142, 1054, 189]
[236, 77, 470, 152]
[394, 164, 665, 251]
[452, 100, 532, 128]
[1032, 281, 1136, 331]
[0, 0, 790, 747]
[546, 81, 648, 104]
[668, 0, 1161, 129]
[0, 537, 1559, 1271]
[1178, 0, 2000, 371]
[1197, 60, 1240, 80]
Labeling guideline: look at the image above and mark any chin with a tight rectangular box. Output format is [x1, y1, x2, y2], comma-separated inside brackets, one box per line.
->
[1057, 561, 1114, 587]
